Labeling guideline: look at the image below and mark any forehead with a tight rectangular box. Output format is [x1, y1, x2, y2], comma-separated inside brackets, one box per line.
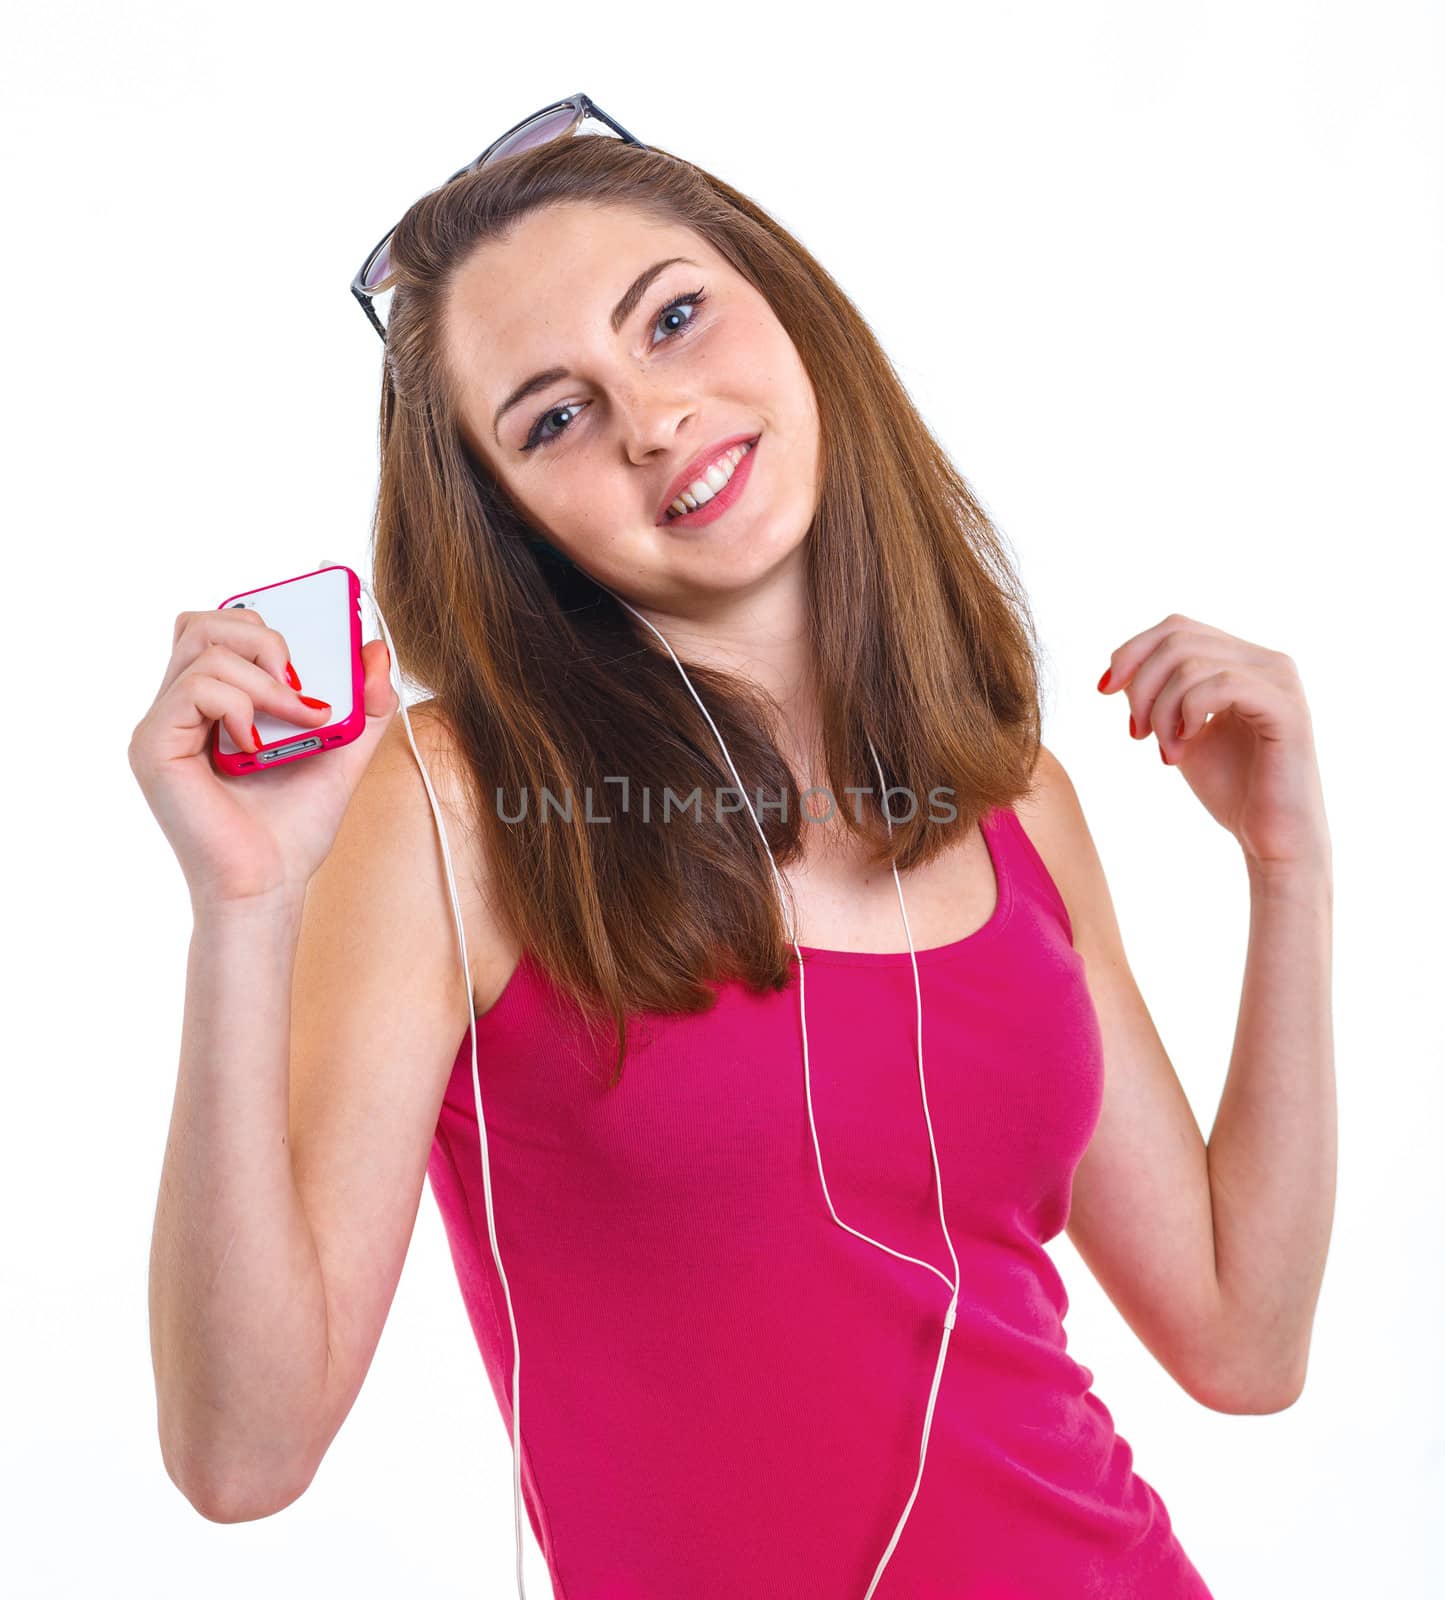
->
[446, 202, 709, 367]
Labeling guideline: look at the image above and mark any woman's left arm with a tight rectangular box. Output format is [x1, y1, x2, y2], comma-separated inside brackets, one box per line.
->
[1103, 613, 1336, 1409]
[1206, 849, 1334, 1408]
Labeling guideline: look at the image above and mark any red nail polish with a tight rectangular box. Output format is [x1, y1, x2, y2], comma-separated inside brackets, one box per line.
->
[297, 695, 331, 712]
[1129, 714, 1137, 738]
[284, 660, 302, 691]
[1176, 718, 1185, 738]
[1097, 669, 1111, 692]
[1160, 744, 1170, 764]
[384, 642, 391, 670]
[251, 723, 263, 751]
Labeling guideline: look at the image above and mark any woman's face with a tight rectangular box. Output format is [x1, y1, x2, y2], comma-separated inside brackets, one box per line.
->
[443, 201, 821, 614]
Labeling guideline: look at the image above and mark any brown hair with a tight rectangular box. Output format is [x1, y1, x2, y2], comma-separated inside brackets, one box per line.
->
[369, 133, 1046, 1086]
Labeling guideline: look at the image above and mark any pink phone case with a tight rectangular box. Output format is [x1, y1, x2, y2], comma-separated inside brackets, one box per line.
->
[212, 564, 366, 777]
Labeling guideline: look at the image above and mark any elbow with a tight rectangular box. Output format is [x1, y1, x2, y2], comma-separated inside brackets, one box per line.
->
[185, 1477, 310, 1525]
[1190, 1351, 1308, 1415]
[162, 1437, 319, 1525]
[1198, 1378, 1304, 1416]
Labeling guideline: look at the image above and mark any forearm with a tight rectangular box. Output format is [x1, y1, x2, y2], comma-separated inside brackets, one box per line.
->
[1207, 852, 1336, 1408]
[149, 891, 332, 1520]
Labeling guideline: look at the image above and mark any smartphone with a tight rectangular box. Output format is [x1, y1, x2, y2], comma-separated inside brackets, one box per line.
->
[212, 563, 366, 776]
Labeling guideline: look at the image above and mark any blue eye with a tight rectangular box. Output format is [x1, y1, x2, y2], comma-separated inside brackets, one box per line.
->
[649, 287, 705, 347]
[522, 401, 584, 454]
[521, 286, 709, 453]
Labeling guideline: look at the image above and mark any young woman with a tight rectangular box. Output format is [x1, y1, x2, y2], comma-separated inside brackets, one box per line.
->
[132, 99, 1334, 1599]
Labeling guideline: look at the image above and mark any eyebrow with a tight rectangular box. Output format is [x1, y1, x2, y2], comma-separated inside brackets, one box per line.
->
[491, 256, 700, 441]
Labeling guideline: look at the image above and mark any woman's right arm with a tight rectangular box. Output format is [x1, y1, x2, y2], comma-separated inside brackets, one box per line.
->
[150, 885, 329, 1519]
[147, 702, 492, 1521]
[149, 707, 486, 1522]
[132, 609, 485, 1521]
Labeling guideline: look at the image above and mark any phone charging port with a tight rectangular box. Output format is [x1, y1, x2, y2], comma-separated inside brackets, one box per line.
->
[257, 736, 323, 762]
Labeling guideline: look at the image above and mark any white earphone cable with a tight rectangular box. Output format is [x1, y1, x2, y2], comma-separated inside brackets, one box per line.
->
[325, 561, 962, 1597]
[603, 590, 962, 1598]
[321, 562, 531, 1597]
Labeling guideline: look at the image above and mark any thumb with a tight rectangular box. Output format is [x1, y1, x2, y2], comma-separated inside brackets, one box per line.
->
[361, 636, 402, 721]
[336, 638, 400, 775]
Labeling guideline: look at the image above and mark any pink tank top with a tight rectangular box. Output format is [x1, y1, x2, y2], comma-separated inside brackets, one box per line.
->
[426, 805, 1215, 1598]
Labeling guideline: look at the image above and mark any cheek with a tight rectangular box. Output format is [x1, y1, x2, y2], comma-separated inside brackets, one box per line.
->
[747, 327, 815, 424]
[545, 472, 637, 548]
[558, 464, 629, 516]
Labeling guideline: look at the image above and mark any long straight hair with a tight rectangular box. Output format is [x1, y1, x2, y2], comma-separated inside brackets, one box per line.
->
[371, 133, 1046, 1086]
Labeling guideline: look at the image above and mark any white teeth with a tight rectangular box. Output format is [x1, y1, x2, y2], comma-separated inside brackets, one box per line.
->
[667, 442, 753, 519]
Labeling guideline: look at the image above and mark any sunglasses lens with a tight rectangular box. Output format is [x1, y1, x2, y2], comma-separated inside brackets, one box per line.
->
[362, 238, 394, 295]
[486, 104, 584, 165]
[361, 102, 604, 334]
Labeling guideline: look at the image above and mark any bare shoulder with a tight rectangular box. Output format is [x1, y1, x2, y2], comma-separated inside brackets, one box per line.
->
[367, 700, 522, 1016]
[1011, 742, 1074, 852]
[1010, 742, 1124, 963]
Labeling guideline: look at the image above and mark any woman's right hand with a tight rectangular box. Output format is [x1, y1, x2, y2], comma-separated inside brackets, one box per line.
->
[128, 606, 402, 910]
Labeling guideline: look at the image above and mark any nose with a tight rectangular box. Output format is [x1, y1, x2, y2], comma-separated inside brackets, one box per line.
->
[617, 386, 698, 464]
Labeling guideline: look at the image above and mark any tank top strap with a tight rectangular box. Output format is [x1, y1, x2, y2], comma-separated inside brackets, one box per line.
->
[984, 802, 1076, 947]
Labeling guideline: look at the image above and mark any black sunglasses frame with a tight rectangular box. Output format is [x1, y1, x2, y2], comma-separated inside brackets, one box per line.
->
[350, 92, 647, 342]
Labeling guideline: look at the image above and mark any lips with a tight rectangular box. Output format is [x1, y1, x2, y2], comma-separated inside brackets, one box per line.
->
[655, 432, 761, 525]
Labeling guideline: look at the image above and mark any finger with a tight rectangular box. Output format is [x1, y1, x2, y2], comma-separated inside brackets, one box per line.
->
[360, 637, 400, 719]
[176, 645, 331, 744]
[1097, 613, 1195, 698]
[1146, 655, 1214, 761]
[149, 670, 270, 758]
[1098, 613, 1244, 701]
[162, 608, 298, 700]
[1119, 633, 1251, 740]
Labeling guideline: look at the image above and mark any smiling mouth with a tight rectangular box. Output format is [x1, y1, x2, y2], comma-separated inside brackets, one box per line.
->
[662, 436, 761, 526]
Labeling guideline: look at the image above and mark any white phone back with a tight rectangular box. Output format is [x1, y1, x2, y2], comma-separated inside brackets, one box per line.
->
[214, 565, 358, 753]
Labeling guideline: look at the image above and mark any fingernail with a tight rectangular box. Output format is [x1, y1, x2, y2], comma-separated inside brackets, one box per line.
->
[384, 642, 391, 670]
[297, 695, 332, 713]
[251, 723, 263, 751]
[1129, 714, 1137, 738]
[1097, 669, 1111, 692]
[284, 660, 302, 691]
[1160, 744, 1171, 764]
[1176, 718, 1185, 738]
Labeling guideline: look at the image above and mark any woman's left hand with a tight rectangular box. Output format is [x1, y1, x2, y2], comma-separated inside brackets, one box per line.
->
[1098, 613, 1330, 873]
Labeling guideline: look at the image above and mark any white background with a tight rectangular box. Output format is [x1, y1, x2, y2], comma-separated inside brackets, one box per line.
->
[4, 1, 1441, 1595]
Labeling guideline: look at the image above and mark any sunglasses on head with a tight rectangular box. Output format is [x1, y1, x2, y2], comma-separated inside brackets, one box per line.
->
[350, 92, 646, 342]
